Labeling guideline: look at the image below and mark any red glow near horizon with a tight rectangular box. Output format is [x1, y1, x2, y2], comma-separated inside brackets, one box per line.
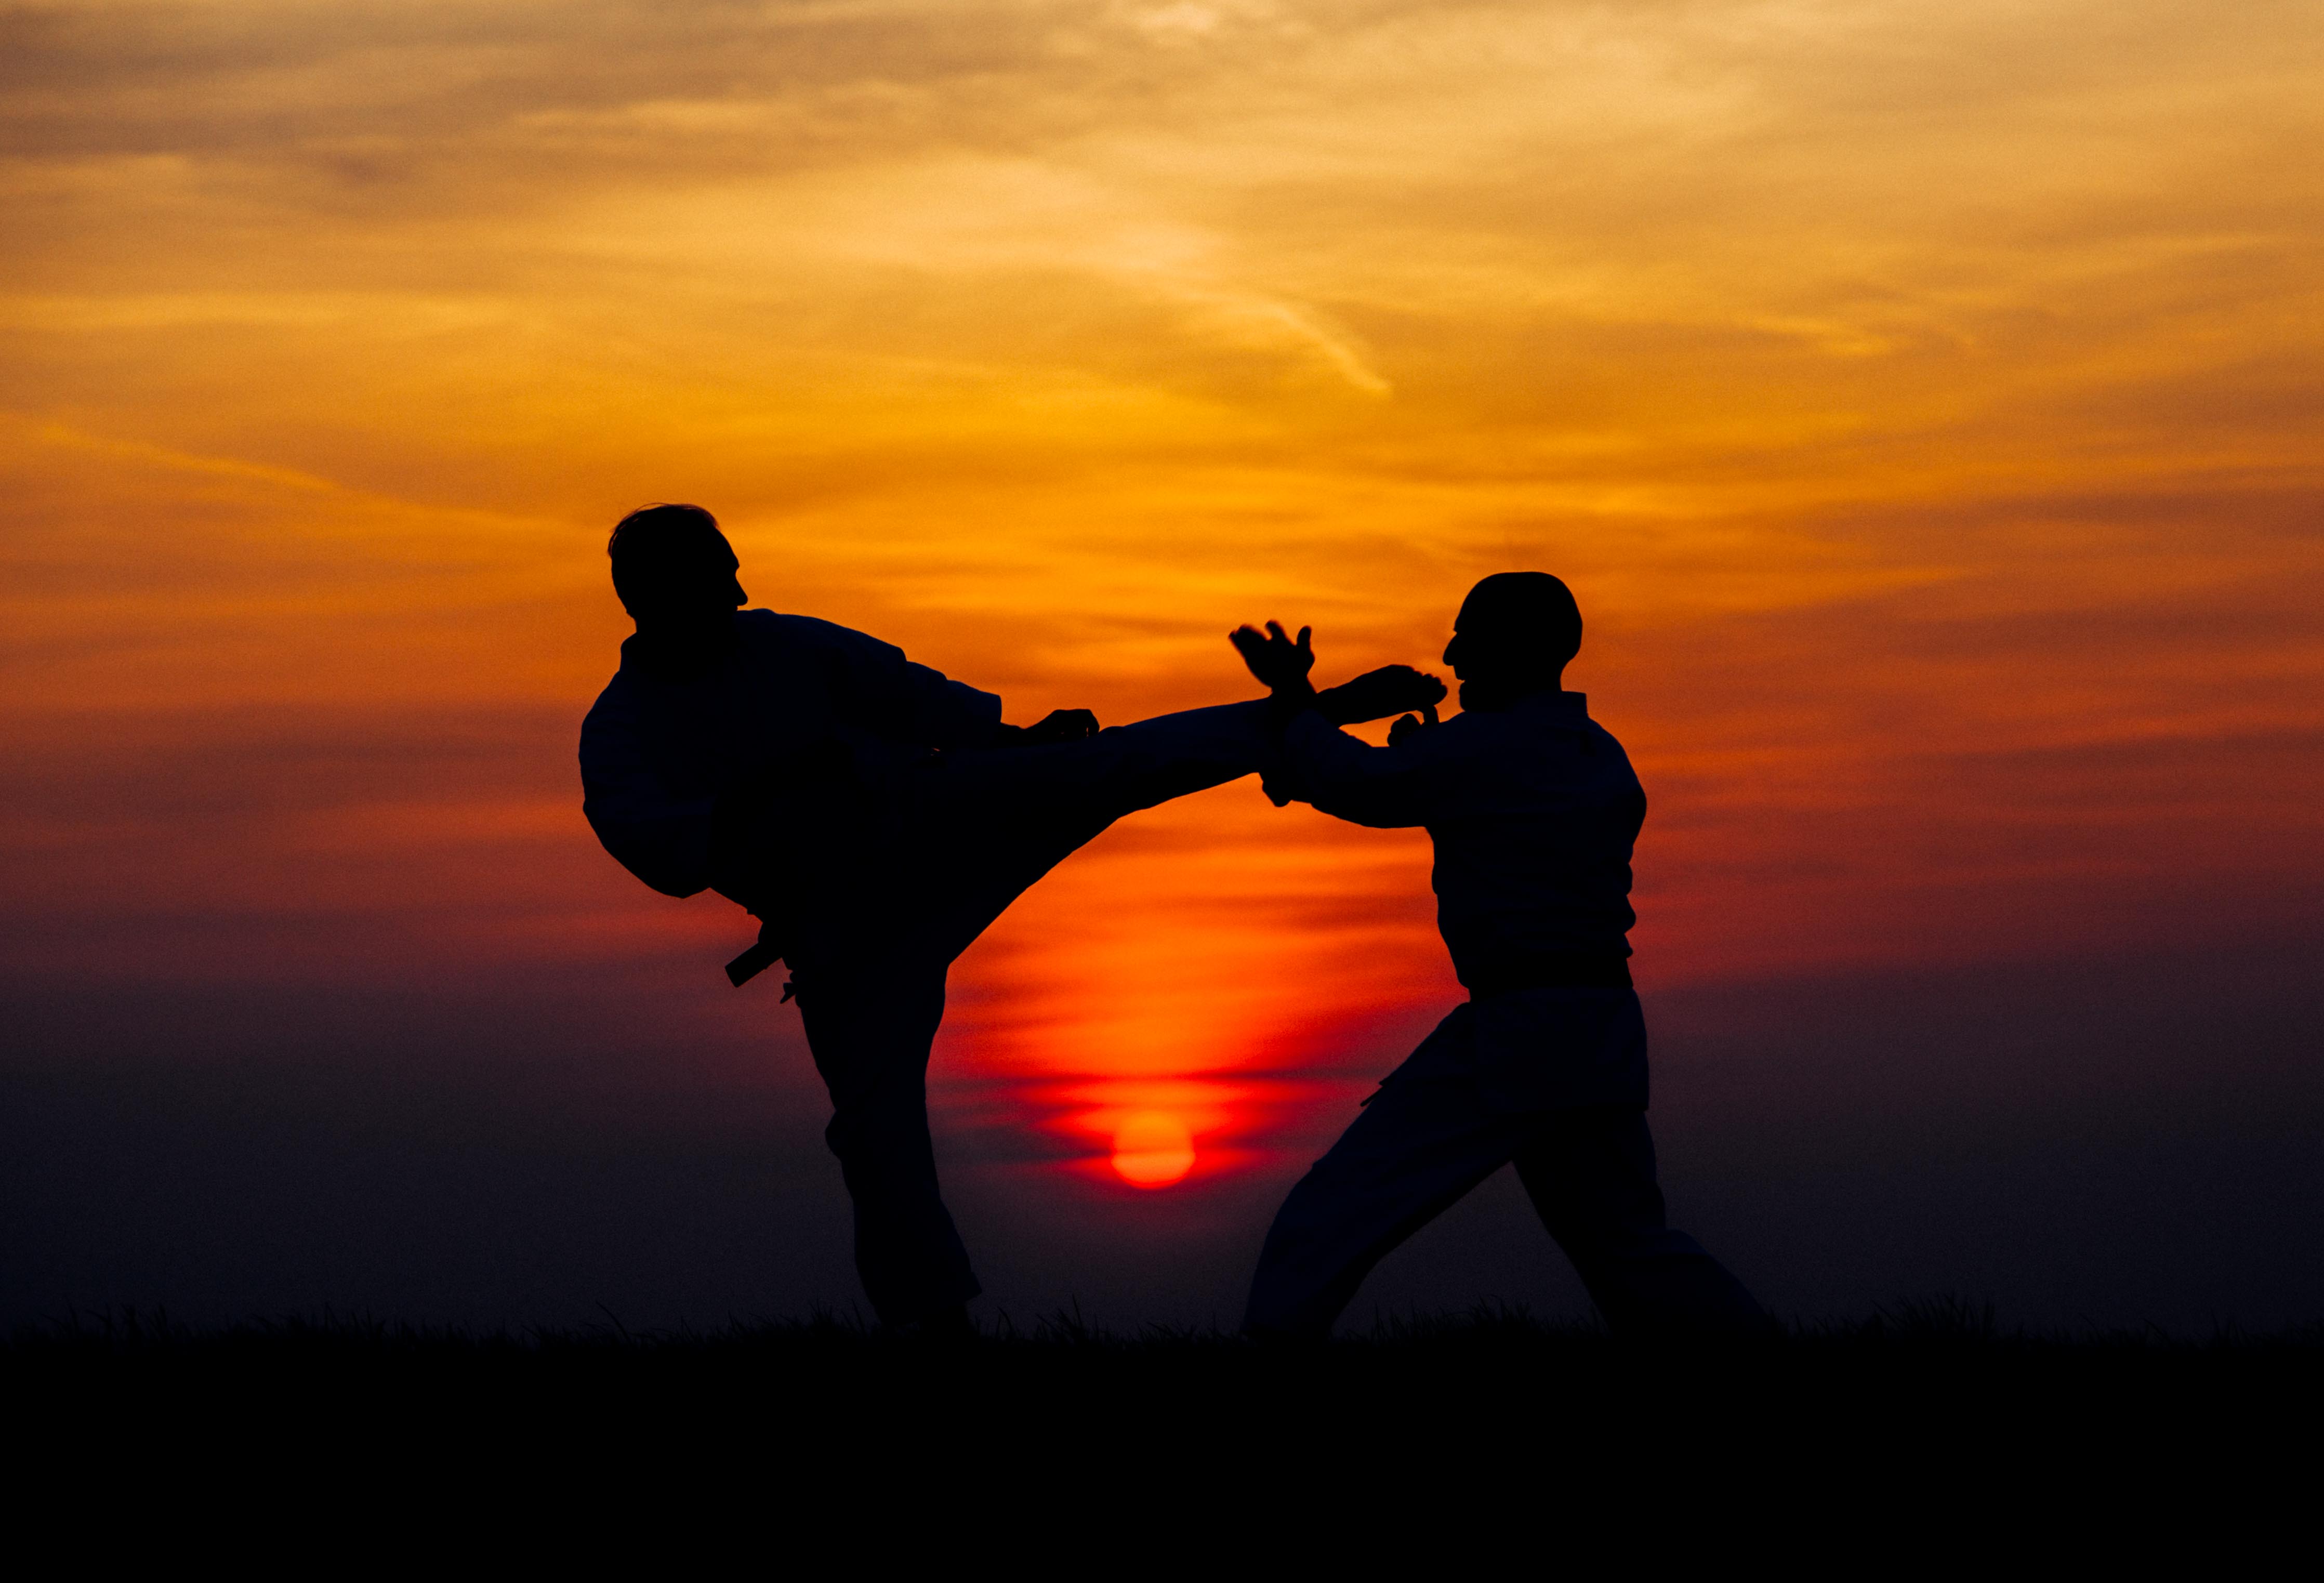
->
[4, 2, 2323, 1210]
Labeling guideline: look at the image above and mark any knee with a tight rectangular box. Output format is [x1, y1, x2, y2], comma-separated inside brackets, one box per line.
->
[823, 1093, 932, 1164]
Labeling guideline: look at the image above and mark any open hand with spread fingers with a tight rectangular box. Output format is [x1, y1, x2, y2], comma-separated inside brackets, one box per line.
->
[1229, 621, 1316, 697]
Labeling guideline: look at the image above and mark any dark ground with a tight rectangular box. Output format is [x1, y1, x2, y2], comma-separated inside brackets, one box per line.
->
[8, 1302, 2316, 1555]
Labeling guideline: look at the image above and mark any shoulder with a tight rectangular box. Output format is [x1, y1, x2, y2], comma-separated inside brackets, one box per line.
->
[1578, 717, 1643, 795]
[1513, 693, 1624, 751]
[1413, 707, 1491, 755]
[747, 610, 900, 661]
[1451, 698, 1637, 776]
[583, 644, 645, 719]
[1574, 708, 1635, 768]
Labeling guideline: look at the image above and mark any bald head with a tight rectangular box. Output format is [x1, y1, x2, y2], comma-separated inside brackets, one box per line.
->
[1443, 572, 1582, 705]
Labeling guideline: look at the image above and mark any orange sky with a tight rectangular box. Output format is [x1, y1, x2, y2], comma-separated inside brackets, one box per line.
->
[6, 1, 2323, 1196]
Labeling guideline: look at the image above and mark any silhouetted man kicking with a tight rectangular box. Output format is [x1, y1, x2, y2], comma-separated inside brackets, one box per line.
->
[1231, 575, 1766, 1339]
[579, 505, 1436, 1331]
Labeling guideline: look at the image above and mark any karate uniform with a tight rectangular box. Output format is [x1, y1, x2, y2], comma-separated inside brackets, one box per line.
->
[1244, 690, 1765, 1338]
[582, 609, 1266, 1323]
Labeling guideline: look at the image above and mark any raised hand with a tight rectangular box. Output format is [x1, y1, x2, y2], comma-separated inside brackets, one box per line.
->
[1229, 621, 1316, 695]
[1316, 665, 1447, 725]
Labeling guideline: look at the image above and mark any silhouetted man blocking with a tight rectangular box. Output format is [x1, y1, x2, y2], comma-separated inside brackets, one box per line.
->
[1232, 575, 1766, 1339]
[579, 505, 1437, 1331]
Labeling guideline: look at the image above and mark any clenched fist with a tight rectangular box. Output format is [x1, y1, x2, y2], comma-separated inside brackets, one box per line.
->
[1317, 665, 1447, 725]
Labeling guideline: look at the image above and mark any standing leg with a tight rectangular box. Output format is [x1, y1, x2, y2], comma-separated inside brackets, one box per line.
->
[1512, 1108, 1767, 1337]
[794, 961, 980, 1326]
[1244, 1008, 1525, 1339]
[778, 703, 1269, 1324]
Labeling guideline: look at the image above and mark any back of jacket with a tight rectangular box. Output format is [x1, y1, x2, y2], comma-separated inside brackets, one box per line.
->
[1275, 691, 1645, 987]
[578, 609, 1002, 907]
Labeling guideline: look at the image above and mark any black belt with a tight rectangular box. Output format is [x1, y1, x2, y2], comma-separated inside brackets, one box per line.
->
[1462, 953, 1633, 997]
[725, 918, 796, 1001]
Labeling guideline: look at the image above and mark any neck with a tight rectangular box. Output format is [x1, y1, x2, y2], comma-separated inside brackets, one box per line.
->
[1458, 671, 1562, 711]
[629, 614, 740, 679]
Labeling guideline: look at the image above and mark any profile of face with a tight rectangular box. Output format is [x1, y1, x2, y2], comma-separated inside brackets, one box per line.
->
[609, 504, 747, 637]
[1440, 622, 1487, 679]
[637, 546, 745, 632]
[1442, 572, 1582, 700]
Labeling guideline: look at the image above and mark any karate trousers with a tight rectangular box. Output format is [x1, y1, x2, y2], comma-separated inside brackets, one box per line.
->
[1244, 992, 1767, 1339]
[786, 702, 1269, 1326]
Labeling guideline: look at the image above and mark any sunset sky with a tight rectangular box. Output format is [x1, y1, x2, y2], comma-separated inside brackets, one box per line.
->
[5, 1, 2321, 1328]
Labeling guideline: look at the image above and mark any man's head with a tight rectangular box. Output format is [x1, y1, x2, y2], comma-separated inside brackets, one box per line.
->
[608, 504, 746, 627]
[1443, 572, 1582, 702]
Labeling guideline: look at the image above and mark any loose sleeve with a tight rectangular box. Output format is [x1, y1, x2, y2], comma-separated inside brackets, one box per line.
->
[795, 617, 1004, 749]
[1273, 710, 1457, 829]
[578, 683, 715, 898]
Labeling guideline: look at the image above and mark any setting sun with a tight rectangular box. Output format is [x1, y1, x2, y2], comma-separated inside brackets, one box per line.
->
[1111, 1113, 1197, 1190]
[4, 0, 2322, 1335]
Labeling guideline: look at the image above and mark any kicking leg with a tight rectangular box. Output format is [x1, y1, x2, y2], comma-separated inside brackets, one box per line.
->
[933, 700, 1272, 827]
[899, 700, 1273, 964]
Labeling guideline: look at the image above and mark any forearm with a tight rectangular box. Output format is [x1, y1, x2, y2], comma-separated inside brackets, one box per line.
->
[1274, 713, 1436, 827]
[1310, 679, 1374, 725]
[1264, 676, 1321, 738]
[1273, 674, 1416, 736]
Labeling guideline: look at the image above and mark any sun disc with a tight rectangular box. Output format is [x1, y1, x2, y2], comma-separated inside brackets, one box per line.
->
[1111, 1111, 1195, 1189]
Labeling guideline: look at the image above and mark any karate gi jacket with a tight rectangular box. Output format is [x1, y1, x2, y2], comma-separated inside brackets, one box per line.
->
[1272, 690, 1652, 1110]
[579, 610, 1002, 913]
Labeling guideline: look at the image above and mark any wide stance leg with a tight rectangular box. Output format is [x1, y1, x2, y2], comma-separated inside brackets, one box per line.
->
[795, 965, 979, 1325]
[1244, 1004, 1770, 1339]
[1243, 1015, 1520, 1339]
[1513, 1109, 1768, 1337]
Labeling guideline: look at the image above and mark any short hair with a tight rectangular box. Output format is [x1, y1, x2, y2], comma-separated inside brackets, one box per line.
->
[1457, 571, 1583, 668]
[607, 503, 733, 615]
